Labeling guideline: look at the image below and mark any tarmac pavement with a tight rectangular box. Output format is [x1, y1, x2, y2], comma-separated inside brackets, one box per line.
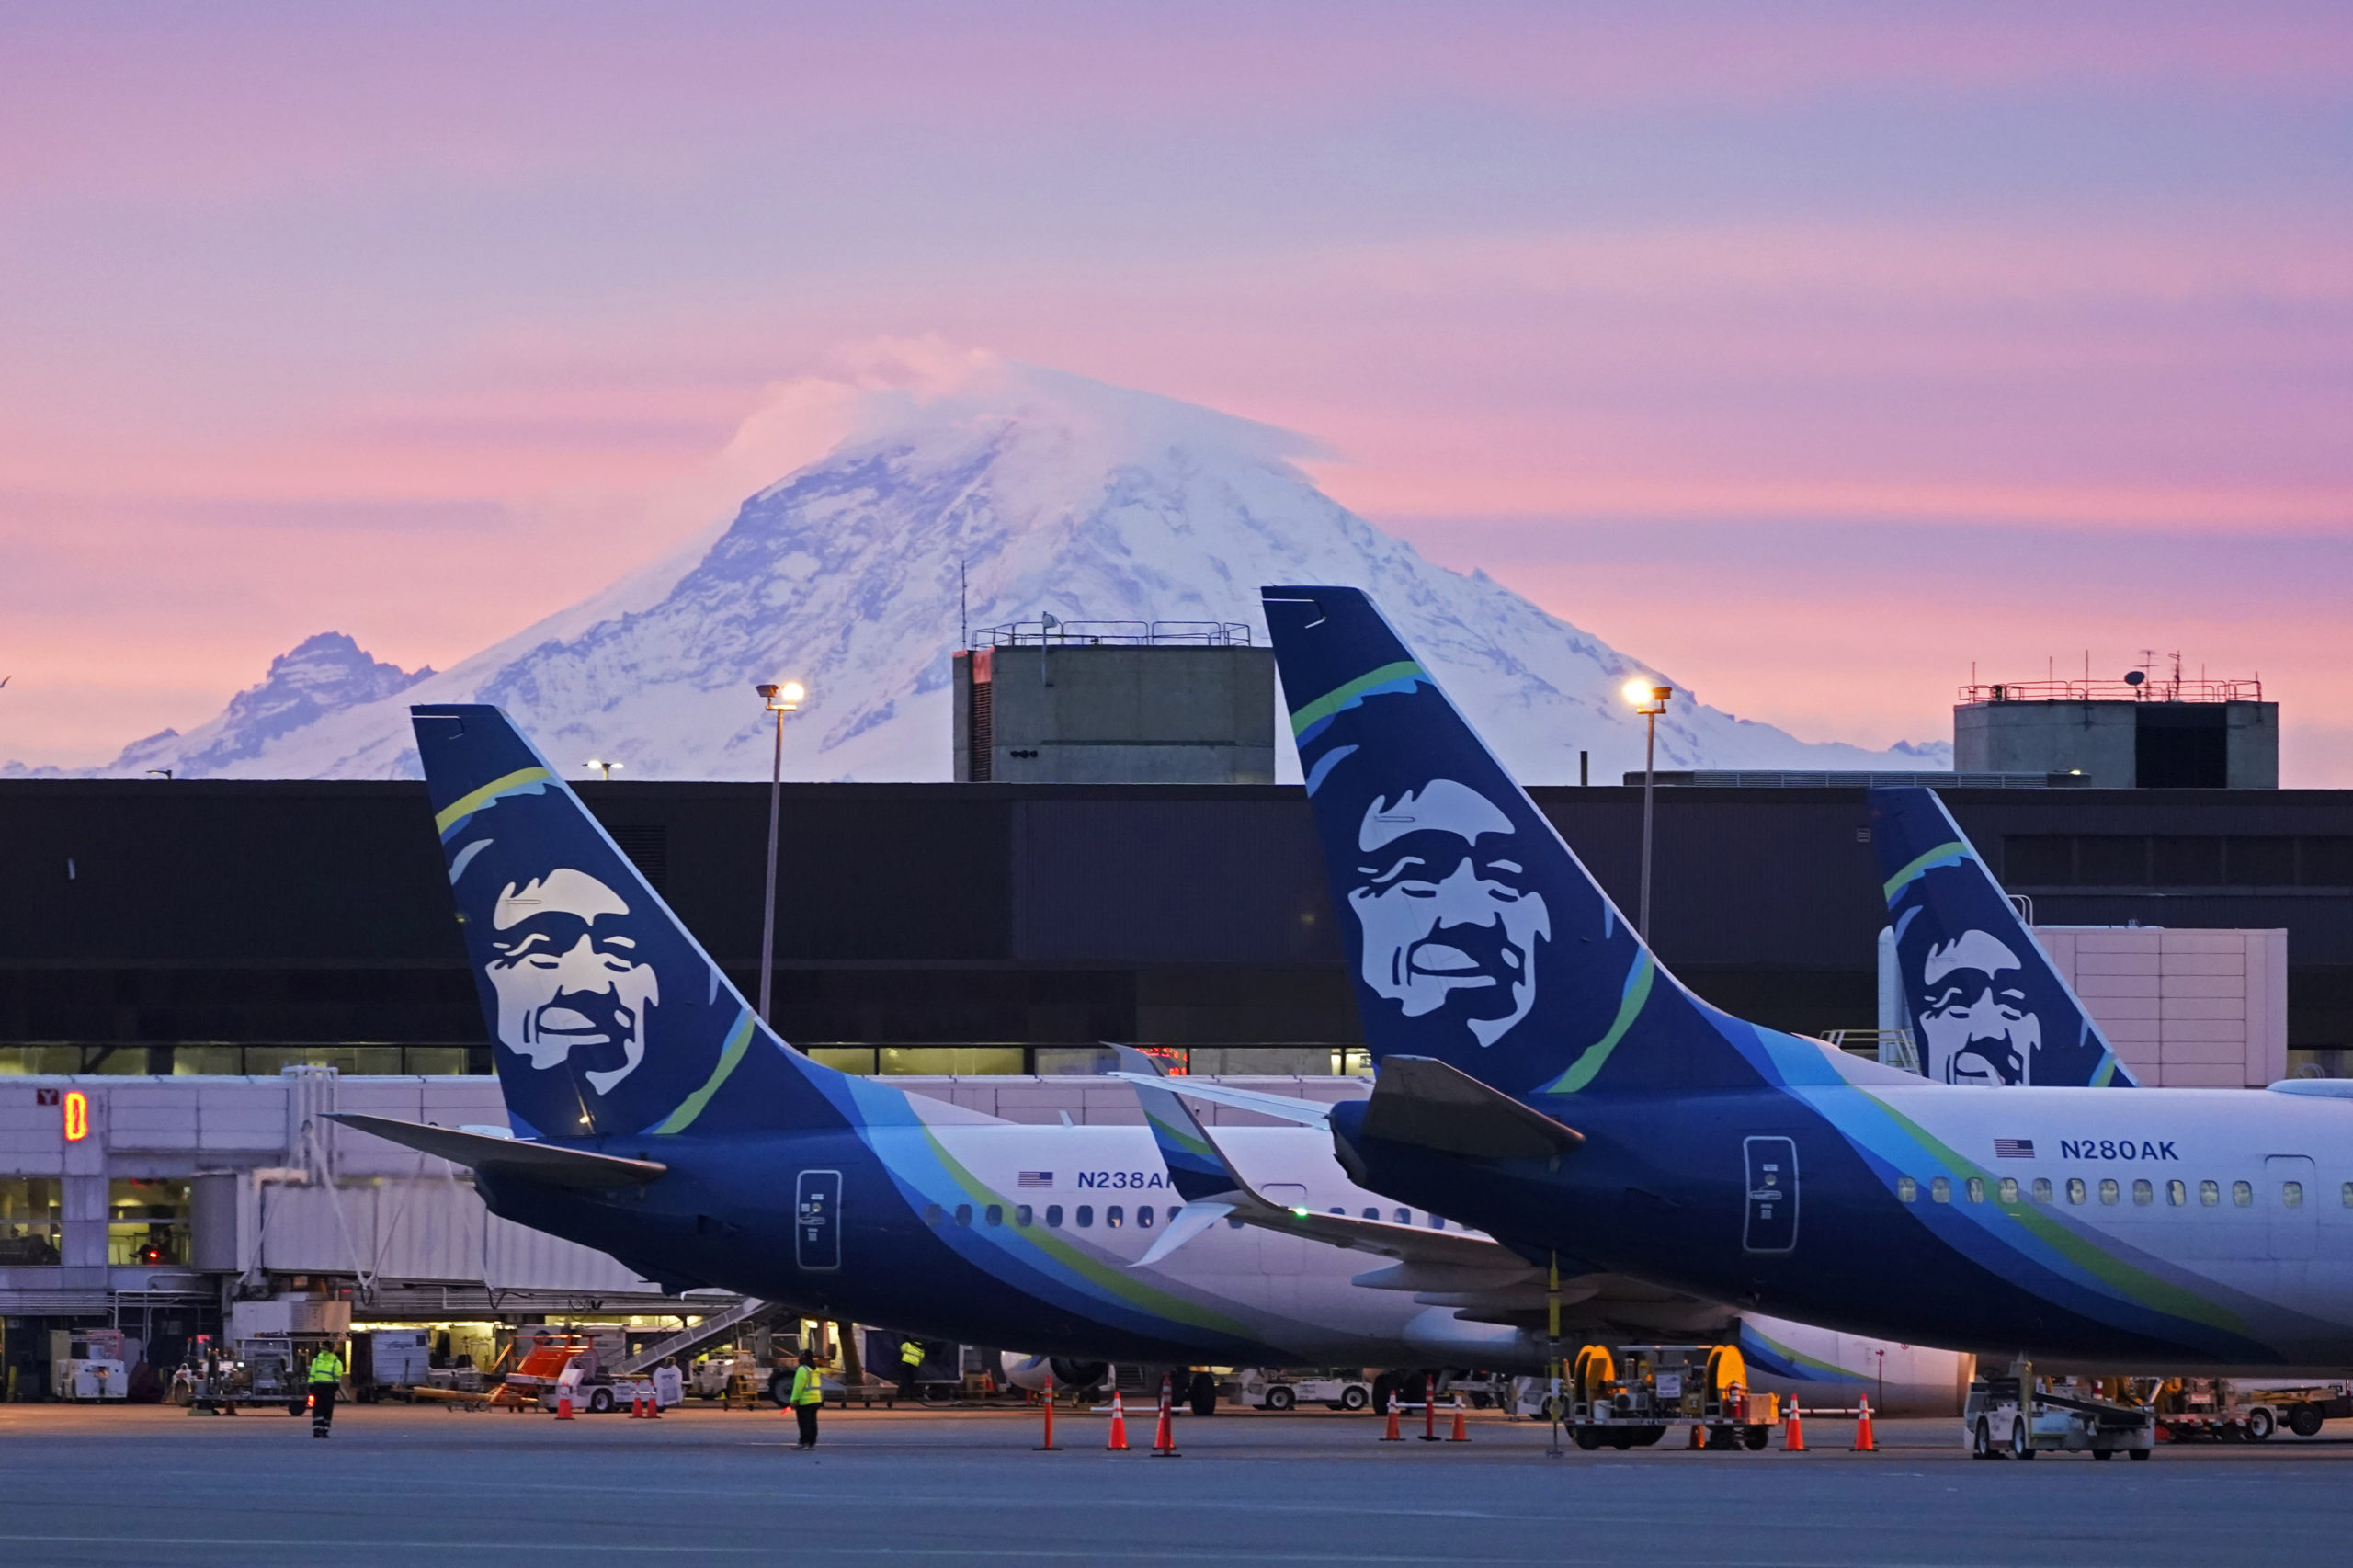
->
[1, 1401, 2346, 1566]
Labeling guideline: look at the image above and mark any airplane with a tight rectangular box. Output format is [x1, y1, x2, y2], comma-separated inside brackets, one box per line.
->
[1256, 584, 2353, 1378]
[1870, 786, 2134, 1089]
[326, 702, 1972, 1411]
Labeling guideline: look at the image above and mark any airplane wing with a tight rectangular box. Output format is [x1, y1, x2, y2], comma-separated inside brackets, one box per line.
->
[328, 1113, 668, 1188]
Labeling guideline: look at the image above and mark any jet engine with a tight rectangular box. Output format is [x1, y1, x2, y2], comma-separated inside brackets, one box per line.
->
[999, 1352, 1108, 1394]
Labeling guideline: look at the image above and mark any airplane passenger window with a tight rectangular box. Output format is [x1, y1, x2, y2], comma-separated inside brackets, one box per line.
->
[924, 1204, 943, 1225]
[2099, 1179, 2119, 1205]
[955, 1204, 972, 1226]
[1394, 1209, 1411, 1224]
[1330, 1207, 1346, 1216]
[2344, 1182, 2353, 1208]
[2032, 1178, 2052, 1203]
[1227, 1216, 1245, 1229]
[1896, 1176, 1916, 1202]
[1363, 1208, 1379, 1221]
[1139, 1207, 1154, 1229]
[1107, 1206, 1124, 1228]
[1046, 1205, 1063, 1227]
[1076, 1206, 1094, 1228]
[984, 1205, 1003, 1227]
[1965, 1177, 1984, 1204]
[2283, 1181, 2304, 1209]
[2233, 1181, 2254, 1207]
[2167, 1180, 2187, 1206]
[1997, 1177, 2018, 1205]
[1016, 1205, 1033, 1227]
[1428, 1215, 1445, 1230]
[1930, 1177, 1950, 1204]
[2132, 1180, 2152, 1206]
[2200, 1181, 2220, 1206]
[2066, 1179, 2086, 1205]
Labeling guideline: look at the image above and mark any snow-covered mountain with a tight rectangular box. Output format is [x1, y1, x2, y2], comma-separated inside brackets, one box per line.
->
[30, 358, 1947, 784]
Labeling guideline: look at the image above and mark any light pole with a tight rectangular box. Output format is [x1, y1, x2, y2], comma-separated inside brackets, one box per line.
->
[585, 759, 621, 782]
[1621, 678, 1673, 942]
[754, 680, 804, 1025]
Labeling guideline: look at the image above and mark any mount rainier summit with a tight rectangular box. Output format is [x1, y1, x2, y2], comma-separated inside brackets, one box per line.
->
[32, 359, 1947, 784]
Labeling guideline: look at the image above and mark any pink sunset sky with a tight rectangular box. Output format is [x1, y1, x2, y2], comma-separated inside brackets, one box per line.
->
[4, 3, 2350, 778]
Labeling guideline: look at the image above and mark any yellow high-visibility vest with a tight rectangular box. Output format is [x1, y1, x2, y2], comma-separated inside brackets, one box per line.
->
[790, 1366, 824, 1405]
[308, 1349, 345, 1382]
[899, 1341, 924, 1368]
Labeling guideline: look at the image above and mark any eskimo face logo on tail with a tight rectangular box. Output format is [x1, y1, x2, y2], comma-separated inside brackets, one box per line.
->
[1349, 779, 1551, 1048]
[484, 868, 661, 1095]
[1917, 928, 2040, 1086]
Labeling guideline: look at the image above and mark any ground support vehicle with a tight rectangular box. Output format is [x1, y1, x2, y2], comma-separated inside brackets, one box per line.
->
[1233, 1369, 1374, 1412]
[1965, 1369, 2154, 1460]
[1565, 1344, 1779, 1452]
[2153, 1378, 2351, 1442]
[178, 1335, 342, 1415]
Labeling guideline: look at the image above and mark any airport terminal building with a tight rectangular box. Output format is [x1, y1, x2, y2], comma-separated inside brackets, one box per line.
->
[4, 767, 2351, 1395]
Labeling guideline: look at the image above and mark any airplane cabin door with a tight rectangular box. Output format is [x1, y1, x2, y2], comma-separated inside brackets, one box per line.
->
[796, 1169, 843, 1272]
[1743, 1137, 1799, 1254]
[2266, 1155, 2316, 1261]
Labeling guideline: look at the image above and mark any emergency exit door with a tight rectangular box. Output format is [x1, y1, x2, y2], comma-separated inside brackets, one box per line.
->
[795, 1170, 842, 1271]
[1743, 1137, 1799, 1254]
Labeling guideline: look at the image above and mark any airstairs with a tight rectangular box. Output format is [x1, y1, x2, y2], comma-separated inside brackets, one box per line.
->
[614, 1298, 787, 1377]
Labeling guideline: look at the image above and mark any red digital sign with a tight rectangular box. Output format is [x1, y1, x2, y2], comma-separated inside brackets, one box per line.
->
[63, 1090, 89, 1142]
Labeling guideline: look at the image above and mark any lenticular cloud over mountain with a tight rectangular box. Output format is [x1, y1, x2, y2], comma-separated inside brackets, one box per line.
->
[47, 355, 1948, 783]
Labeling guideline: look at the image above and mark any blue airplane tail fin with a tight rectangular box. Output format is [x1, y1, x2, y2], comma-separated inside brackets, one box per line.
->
[1261, 586, 1780, 1101]
[1871, 788, 2134, 1087]
[412, 704, 849, 1140]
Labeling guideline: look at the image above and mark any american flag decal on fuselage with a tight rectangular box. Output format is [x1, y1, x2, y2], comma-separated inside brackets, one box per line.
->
[1017, 1171, 1053, 1189]
[1994, 1139, 2035, 1159]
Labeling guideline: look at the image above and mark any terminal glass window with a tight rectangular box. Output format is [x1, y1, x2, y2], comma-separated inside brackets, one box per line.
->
[2233, 1181, 2254, 1208]
[108, 1178, 189, 1266]
[0, 1177, 63, 1266]
[2200, 1180, 2221, 1206]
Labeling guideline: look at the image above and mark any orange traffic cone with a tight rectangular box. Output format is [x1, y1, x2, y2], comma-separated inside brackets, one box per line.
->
[1419, 1375, 1440, 1441]
[1151, 1375, 1180, 1458]
[1106, 1391, 1130, 1451]
[1449, 1393, 1470, 1442]
[646, 1386, 662, 1419]
[1381, 1390, 1404, 1441]
[555, 1387, 574, 1421]
[1034, 1373, 1061, 1451]
[1688, 1421, 1703, 1449]
[1852, 1397, 1876, 1453]
[1784, 1403, 1805, 1451]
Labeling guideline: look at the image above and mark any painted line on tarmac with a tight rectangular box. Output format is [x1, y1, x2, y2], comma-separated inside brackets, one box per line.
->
[0, 1540, 1578, 1563]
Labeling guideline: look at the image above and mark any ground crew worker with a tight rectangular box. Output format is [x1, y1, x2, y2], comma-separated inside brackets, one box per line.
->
[789, 1349, 824, 1449]
[306, 1342, 346, 1438]
[896, 1338, 924, 1399]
